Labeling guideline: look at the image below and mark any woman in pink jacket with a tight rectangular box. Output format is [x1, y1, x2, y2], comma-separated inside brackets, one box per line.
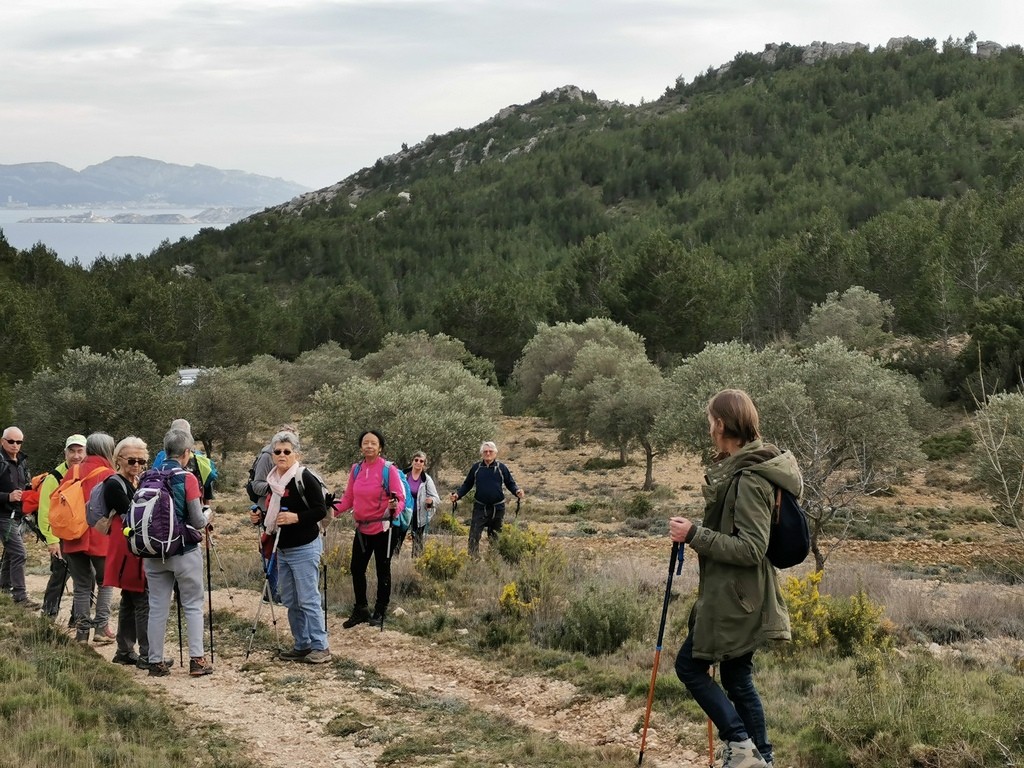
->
[333, 430, 405, 629]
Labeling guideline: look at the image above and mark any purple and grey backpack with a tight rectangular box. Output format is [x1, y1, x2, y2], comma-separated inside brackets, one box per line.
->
[124, 467, 202, 559]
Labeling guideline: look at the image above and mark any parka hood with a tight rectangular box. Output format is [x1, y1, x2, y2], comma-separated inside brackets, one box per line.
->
[708, 440, 803, 498]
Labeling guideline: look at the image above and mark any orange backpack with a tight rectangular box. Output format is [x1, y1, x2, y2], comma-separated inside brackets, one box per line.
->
[49, 465, 109, 540]
[21, 469, 63, 515]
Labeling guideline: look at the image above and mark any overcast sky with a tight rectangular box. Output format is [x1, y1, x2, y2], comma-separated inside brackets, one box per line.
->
[2, 1, 1021, 191]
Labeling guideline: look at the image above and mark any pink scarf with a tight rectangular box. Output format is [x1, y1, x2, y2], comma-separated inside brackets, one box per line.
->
[264, 462, 301, 534]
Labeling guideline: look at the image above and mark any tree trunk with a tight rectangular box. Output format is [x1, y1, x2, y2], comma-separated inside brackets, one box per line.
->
[642, 439, 655, 491]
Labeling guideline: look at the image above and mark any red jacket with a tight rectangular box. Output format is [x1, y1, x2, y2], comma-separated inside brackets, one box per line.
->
[60, 455, 115, 556]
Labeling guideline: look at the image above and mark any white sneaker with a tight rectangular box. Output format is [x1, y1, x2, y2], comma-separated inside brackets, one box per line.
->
[719, 738, 768, 768]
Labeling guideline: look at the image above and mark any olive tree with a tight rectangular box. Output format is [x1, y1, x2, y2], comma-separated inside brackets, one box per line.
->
[798, 286, 895, 352]
[511, 318, 647, 410]
[185, 361, 290, 461]
[658, 339, 932, 570]
[12, 347, 177, 465]
[304, 357, 501, 473]
[541, 341, 667, 489]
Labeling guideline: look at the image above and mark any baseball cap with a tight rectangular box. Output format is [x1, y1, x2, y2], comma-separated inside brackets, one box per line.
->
[65, 434, 87, 449]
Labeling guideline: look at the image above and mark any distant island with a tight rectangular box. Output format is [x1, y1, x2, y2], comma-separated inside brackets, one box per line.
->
[18, 208, 261, 225]
[0, 156, 310, 208]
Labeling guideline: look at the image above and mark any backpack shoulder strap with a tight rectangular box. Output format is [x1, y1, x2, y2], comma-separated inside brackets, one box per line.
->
[382, 461, 393, 494]
[51, 467, 64, 484]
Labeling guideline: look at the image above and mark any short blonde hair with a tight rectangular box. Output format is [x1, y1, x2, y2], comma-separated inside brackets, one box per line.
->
[114, 436, 148, 460]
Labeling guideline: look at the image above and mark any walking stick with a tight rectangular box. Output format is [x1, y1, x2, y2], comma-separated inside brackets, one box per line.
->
[205, 528, 214, 665]
[707, 671, 716, 768]
[245, 528, 282, 659]
[638, 541, 683, 767]
[174, 582, 184, 667]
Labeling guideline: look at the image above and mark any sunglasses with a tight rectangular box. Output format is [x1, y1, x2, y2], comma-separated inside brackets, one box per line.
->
[412, 458, 425, 463]
[273, 449, 293, 455]
[4, 439, 23, 445]
[124, 458, 147, 466]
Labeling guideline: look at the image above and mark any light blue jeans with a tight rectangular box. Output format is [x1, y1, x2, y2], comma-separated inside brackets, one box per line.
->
[278, 537, 328, 652]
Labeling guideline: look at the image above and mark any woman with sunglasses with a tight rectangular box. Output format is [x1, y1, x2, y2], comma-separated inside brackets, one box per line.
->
[404, 451, 441, 558]
[263, 430, 330, 664]
[100, 437, 171, 670]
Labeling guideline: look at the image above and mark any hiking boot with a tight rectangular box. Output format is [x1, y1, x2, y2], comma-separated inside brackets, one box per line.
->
[14, 597, 41, 610]
[137, 657, 174, 672]
[279, 647, 312, 661]
[189, 656, 214, 677]
[303, 649, 332, 664]
[93, 626, 116, 645]
[367, 612, 385, 628]
[718, 739, 768, 768]
[342, 605, 370, 629]
[75, 629, 91, 643]
[147, 660, 172, 677]
[112, 650, 140, 666]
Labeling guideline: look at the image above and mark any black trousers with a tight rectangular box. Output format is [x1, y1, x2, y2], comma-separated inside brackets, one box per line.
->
[468, 502, 506, 556]
[350, 530, 392, 612]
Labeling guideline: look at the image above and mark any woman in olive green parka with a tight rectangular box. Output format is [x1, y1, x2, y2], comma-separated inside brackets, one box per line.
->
[670, 389, 801, 768]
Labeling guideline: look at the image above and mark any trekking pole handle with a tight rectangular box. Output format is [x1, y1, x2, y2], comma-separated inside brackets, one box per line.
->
[675, 541, 685, 576]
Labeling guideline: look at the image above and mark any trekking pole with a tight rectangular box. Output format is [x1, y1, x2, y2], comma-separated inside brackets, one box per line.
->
[205, 528, 215, 665]
[449, 499, 457, 548]
[55, 555, 70, 618]
[245, 528, 281, 659]
[320, 524, 328, 632]
[706, 668, 716, 768]
[514, 496, 521, 522]
[203, 526, 236, 608]
[174, 582, 184, 667]
[638, 541, 682, 767]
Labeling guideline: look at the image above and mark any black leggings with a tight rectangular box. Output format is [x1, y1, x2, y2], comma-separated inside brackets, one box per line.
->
[350, 530, 392, 612]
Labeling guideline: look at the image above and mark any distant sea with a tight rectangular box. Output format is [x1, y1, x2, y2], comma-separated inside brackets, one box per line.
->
[0, 208, 228, 267]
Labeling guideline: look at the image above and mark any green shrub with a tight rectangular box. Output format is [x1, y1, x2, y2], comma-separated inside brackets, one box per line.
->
[523, 437, 543, 448]
[582, 456, 627, 470]
[565, 500, 590, 515]
[495, 525, 548, 565]
[545, 586, 647, 656]
[430, 512, 469, 536]
[825, 590, 892, 657]
[416, 541, 468, 581]
[625, 493, 653, 519]
[920, 428, 975, 460]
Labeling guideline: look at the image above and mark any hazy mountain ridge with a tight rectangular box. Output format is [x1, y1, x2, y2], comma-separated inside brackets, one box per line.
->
[0, 156, 309, 207]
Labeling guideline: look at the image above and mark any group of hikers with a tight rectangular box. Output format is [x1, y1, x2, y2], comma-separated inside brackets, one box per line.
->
[0, 387, 799, 768]
[0, 420, 527, 673]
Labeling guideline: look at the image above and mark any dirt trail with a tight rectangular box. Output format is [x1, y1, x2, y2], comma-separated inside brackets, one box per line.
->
[28, 574, 706, 768]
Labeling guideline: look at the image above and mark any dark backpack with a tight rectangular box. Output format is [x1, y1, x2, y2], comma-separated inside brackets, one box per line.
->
[244, 449, 269, 504]
[765, 485, 811, 569]
[124, 467, 203, 559]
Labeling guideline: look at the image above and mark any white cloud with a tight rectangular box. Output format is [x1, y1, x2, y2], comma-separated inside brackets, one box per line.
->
[1, 0, 1022, 189]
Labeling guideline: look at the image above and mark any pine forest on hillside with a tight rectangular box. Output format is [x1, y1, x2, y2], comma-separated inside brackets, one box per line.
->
[1, 35, 1024, 403]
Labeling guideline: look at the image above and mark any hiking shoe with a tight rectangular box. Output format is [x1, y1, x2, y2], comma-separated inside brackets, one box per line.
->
[367, 613, 384, 628]
[719, 739, 768, 768]
[137, 657, 174, 671]
[147, 661, 172, 677]
[14, 597, 41, 610]
[302, 649, 332, 664]
[189, 656, 214, 677]
[112, 650, 140, 666]
[342, 605, 370, 629]
[279, 647, 312, 661]
[93, 626, 116, 645]
[75, 629, 91, 643]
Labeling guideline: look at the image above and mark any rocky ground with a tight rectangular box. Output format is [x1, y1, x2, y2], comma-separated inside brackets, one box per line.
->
[19, 416, 1024, 767]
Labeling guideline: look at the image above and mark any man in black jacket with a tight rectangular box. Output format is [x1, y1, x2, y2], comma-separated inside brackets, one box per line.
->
[450, 441, 525, 557]
[0, 426, 40, 608]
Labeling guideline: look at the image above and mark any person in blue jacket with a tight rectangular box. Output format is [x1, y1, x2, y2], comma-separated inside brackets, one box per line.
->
[449, 441, 525, 557]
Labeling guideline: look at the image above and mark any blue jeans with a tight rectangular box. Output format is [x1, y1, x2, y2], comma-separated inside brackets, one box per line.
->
[675, 633, 772, 763]
[278, 537, 328, 652]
